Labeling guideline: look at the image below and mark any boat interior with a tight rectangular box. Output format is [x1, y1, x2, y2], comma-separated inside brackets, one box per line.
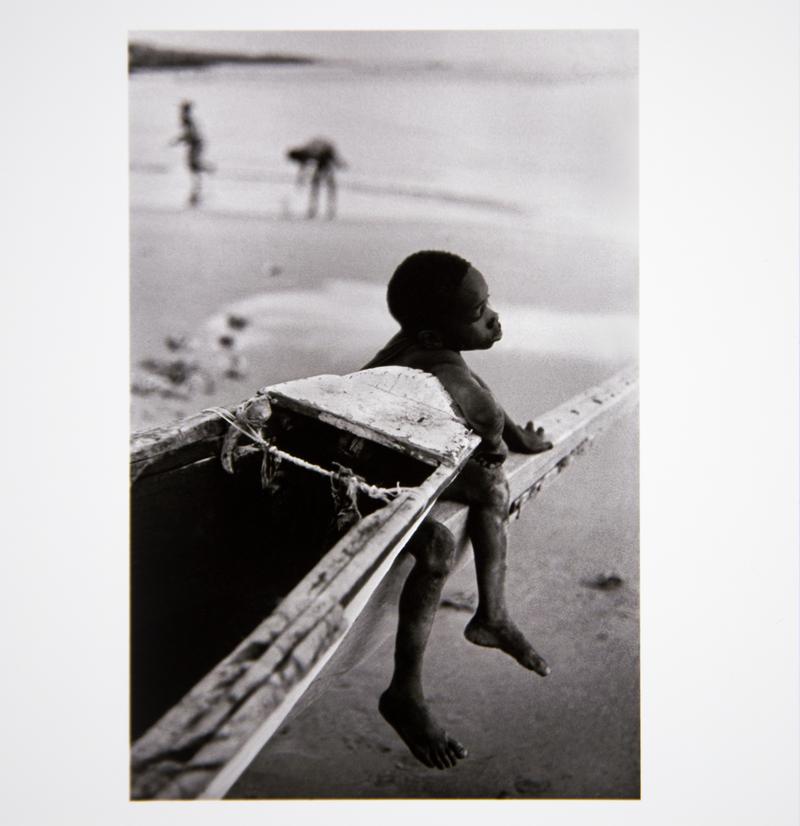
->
[130, 407, 433, 740]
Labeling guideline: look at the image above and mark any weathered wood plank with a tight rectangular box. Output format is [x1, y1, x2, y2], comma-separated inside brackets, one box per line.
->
[131, 367, 470, 481]
[157, 605, 347, 799]
[266, 367, 474, 468]
[131, 410, 227, 468]
[502, 364, 637, 513]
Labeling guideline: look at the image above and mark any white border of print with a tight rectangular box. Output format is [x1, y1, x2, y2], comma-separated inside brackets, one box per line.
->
[2, 1, 797, 824]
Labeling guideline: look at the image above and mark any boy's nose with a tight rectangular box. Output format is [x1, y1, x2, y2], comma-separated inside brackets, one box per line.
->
[488, 309, 500, 328]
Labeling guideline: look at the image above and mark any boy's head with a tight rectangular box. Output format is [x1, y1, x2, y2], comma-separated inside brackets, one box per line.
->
[387, 250, 501, 351]
[287, 147, 307, 164]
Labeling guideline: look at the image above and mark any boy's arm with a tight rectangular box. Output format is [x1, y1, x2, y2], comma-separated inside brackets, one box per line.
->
[470, 370, 553, 454]
[432, 363, 505, 452]
[295, 162, 309, 185]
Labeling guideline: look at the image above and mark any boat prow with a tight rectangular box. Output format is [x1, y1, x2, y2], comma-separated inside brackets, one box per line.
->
[130, 367, 479, 799]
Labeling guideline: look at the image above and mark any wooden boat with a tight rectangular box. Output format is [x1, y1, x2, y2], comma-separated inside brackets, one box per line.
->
[130, 364, 637, 800]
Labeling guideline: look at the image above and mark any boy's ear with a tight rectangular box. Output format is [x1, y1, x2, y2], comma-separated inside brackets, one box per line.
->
[416, 329, 444, 350]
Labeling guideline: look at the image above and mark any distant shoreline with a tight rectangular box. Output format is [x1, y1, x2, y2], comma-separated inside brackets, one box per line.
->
[128, 42, 318, 73]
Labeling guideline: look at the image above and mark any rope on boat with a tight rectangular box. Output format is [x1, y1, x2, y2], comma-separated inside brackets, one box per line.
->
[204, 406, 414, 506]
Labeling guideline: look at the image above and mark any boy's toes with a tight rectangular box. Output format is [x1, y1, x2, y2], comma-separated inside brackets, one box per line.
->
[529, 653, 551, 676]
[414, 748, 435, 769]
[447, 736, 468, 761]
[518, 644, 550, 675]
[434, 736, 462, 768]
[430, 747, 449, 770]
[436, 747, 454, 769]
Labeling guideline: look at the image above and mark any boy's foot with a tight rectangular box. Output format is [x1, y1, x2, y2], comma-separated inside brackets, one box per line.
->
[379, 688, 468, 770]
[464, 617, 551, 676]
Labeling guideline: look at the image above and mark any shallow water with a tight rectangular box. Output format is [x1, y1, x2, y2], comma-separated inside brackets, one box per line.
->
[130, 62, 636, 234]
[129, 59, 637, 427]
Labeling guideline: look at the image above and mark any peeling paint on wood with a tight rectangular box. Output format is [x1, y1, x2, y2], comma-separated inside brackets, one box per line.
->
[266, 367, 474, 467]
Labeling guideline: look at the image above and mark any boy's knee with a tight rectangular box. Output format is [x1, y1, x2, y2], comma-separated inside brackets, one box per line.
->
[410, 520, 456, 577]
[475, 467, 510, 513]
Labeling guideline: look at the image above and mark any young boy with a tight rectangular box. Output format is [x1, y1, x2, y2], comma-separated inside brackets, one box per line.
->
[171, 101, 214, 207]
[362, 250, 553, 770]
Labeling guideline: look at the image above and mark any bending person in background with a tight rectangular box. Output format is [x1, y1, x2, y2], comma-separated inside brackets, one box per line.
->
[286, 138, 346, 219]
[171, 100, 214, 207]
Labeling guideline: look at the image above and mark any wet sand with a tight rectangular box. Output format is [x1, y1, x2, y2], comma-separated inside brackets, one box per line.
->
[130, 205, 636, 431]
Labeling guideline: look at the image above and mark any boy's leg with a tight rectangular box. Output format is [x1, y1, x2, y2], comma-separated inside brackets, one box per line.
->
[188, 171, 201, 207]
[444, 462, 550, 676]
[325, 172, 337, 219]
[379, 517, 468, 769]
[307, 170, 320, 218]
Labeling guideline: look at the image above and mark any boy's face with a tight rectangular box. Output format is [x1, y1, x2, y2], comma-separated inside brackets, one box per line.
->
[438, 266, 502, 351]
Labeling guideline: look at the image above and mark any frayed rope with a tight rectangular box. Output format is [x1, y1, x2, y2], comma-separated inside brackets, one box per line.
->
[204, 406, 412, 505]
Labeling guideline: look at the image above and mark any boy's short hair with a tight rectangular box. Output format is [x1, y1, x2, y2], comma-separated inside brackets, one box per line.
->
[387, 250, 472, 332]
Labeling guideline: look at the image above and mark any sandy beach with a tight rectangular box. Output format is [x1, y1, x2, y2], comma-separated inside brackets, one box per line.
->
[130, 206, 636, 424]
[129, 41, 638, 799]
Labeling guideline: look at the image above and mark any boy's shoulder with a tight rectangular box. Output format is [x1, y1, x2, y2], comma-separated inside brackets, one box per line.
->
[364, 333, 463, 372]
[363, 334, 490, 398]
[404, 346, 463, 372]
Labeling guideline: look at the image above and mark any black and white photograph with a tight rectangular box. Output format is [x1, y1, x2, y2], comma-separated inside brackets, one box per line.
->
[128, 29, 639, 800]
[3, 1, 799, 824]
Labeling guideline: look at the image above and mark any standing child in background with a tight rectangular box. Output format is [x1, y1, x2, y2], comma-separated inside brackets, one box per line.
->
[171, 100, 214, 207]
[362, 250, 553, 770]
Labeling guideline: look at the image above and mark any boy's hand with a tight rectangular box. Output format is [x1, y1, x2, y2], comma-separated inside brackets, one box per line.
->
[506, 421, 553, 454]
